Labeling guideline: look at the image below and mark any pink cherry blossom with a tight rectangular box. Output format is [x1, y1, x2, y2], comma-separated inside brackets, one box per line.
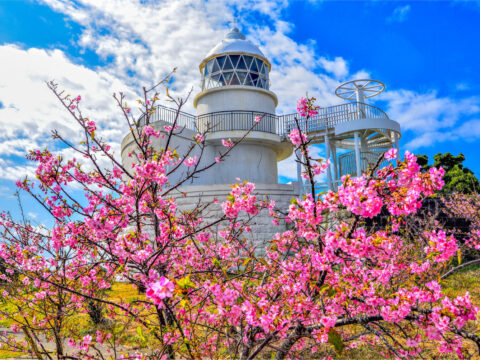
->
[195, 133, 204, 143]
[146, 277, 175, 305]
[385, 148, 397, 160]
[288, 128, 307, 146]
[221, 138, 234, 148]
[143, 125, 160, 138]
[184, 156, 197, 167]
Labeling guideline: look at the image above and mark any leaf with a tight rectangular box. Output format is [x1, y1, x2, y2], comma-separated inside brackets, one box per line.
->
[328, 328, 344, 354]
[212, 258, 221, 268]
[317, 284, 330, 294]
[258, 258, 269, 267]
[177, 275, 195, 290]
[457, 249, 462, 265]
[136, 325, 146, 342]
[242, 257, 252, 269]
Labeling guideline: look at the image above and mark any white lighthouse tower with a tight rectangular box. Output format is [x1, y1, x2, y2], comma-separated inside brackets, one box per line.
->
[121, 25, 402, 250]
[191, 25, 292, 186]
[121, 25, 298, 250]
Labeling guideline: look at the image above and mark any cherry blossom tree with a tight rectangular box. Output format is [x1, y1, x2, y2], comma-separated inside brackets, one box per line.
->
[0, 85, 478, 360]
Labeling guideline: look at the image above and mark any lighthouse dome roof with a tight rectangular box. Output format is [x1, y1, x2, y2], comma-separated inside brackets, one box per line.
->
[205, 27, 265, 59]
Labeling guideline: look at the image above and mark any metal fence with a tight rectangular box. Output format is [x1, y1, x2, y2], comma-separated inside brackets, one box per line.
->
[283, 102, 389, 135]
[197, 111, 279, 134]
[338, 149, 389, 177]
[137, 102, 390, 136]
[138, 105, 197, 131]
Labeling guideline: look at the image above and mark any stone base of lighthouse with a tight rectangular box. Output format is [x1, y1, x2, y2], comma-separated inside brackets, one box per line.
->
[173, 183, 299, 255]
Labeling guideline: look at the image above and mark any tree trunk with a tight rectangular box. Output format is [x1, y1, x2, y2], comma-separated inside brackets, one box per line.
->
[273, 323, 304, 360]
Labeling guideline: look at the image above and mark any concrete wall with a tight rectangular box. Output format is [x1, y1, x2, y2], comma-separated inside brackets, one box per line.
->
[194, 86, 277, 115]
[195, 142, 279, 185]
[121, 122, 200, 186]
[172, 183, 298, 255]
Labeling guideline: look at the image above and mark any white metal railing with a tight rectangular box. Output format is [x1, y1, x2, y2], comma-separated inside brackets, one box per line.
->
[197, 111, 279, 134]
[137, 102, 390, 136]
[282, 102, 389, 135]
[138, 105, 197, 131]
[338, 149, 390, 177]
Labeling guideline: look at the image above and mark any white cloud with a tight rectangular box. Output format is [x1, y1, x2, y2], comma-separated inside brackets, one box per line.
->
[0, 44, 140, 180]
[381, 89, 480, 149]
[454, 119, 480, 140]
[0, 0, 358, 182]
[387, 5, 411, 23]
[0, 45, 134, 143]
[0, 0, 478, 185]
[383, 90, 479, 131]
[318, 57, 349, 79]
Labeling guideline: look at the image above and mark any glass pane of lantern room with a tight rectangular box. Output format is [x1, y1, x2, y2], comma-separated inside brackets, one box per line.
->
[218, 74, 226, 86]
[230, 55, 240, 68]
[236, 71, 247, 85]
[244, 56, 253, 69]
[230, 73, 240, 85]
[255, 59, 262, 73]
[260, 63, 267, 76]
[216, 56, 226, 70]
[223, 71, 233, 85]
[212, 74, 221, 87]
[237, 56, 247, 70]
[250, 58, 258, 72]
[250, 73, 259, 86]
[223, 56, 233, 70]
[206, 60, 214, 75]
[244, 73, 254, 86]
[211, 59, 220, 73]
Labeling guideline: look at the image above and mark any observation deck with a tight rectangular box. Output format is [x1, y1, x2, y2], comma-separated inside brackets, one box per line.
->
[138, 101, 400, 187]
[139, 101, 398, 141]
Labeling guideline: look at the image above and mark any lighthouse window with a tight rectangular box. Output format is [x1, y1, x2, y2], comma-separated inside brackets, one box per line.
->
[223, 72, 233, 84]
[244, 56, 253, 69]
[216, 56, 226, 69]
[202, 54, 270, 91]
[212, 60, 220, 73]
[237, 57, 247, 70]
[237, 71, 247, 84]
[223, 57, 233, 70]
[205, 60, 214, 75]
[260, 63, 266, 76]
[231, 73, 241, 85]
[250, 59, 258, 72]
[250, 73, 259, 86]
[230, 55, 240, 67]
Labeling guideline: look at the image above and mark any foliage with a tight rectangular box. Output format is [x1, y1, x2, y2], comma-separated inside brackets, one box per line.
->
[416, 152, 479, 194]
[0, 86, 479, 360]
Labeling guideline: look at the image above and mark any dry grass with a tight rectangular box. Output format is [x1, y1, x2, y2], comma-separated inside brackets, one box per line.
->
[442, 264, 480, 305]
[0, 350, 22, 359]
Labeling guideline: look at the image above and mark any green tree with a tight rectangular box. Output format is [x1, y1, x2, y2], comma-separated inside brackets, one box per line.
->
[415, 152, 479, 194]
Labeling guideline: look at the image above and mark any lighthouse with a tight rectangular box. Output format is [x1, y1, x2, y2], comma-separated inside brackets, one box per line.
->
[191, 25, 293, 186]
[120, 24, 401, 249]
[121, 25, 299, 251]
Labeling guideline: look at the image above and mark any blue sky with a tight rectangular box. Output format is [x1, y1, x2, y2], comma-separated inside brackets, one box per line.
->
[0, 0, 479, 219]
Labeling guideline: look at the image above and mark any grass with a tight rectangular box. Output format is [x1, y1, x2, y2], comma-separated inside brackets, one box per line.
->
[0, 350, 22, 359]
[442, 265, 480, 305]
